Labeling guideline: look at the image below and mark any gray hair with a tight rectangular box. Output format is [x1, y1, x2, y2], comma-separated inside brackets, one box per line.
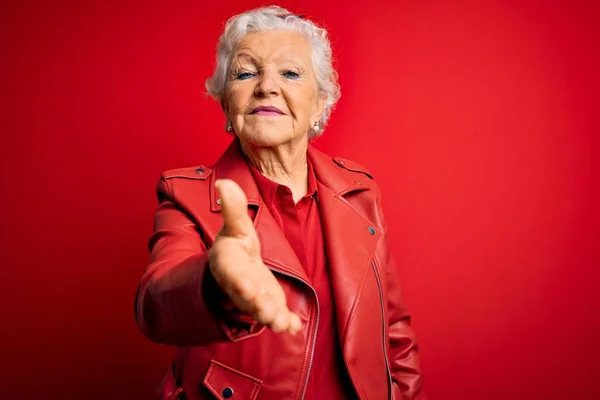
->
[205, 5, 341, 137]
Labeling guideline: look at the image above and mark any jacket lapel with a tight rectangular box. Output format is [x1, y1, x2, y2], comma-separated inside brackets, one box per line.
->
[308, 146, 381, 344]
[253, 202, 309, 282]
[316, 184, 380, 337]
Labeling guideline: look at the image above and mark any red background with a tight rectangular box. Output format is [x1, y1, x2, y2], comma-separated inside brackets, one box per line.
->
[2, 0, 599, 398]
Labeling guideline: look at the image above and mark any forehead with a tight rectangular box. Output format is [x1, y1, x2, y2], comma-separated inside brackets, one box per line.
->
[233, 30, 312, 65]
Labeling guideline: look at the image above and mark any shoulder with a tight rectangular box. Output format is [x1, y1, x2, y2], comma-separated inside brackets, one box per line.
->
[328, 155, 388, 225]
[156, 165, 213, 200]
[160, 165, 213, 181]
[331, 156, 375, 180]
[308, 142, 381, 198]
[328, 155, 383, 201]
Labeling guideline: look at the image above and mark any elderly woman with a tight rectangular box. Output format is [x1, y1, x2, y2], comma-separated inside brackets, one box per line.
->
[135, 5, 425, 400]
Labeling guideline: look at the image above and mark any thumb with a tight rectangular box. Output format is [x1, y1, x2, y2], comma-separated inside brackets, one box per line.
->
[215, 179, 254, 238]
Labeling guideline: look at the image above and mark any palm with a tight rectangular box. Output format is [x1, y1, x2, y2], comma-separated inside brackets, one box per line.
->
[208, 179, 302, 334]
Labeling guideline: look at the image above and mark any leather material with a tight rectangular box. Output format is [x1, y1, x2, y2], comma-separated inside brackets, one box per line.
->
[135, 138, 425, 399]
[203, 360, 263, 400]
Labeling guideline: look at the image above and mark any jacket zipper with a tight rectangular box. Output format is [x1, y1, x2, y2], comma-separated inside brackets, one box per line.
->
[264, 264, 319, 400]
[371, 259, 393, 400]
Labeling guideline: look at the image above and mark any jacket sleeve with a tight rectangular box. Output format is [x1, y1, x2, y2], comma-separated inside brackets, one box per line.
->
[376, 189, 426, 400]
[387, 254, 426, 400]
[134, 177, 265, 347]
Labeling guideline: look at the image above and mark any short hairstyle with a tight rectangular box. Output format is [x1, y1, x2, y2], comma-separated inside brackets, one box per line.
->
[205, 5, 341, 137]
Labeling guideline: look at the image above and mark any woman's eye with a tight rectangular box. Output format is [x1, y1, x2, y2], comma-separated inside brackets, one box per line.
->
[236, 72, 254, 80]
[282, 70, 300, 79]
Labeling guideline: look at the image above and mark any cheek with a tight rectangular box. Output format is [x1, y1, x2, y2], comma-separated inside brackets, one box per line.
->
[225, 87, 248, 113]
[292, 92, 318, 121]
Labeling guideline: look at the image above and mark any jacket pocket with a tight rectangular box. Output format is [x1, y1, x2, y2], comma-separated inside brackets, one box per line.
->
[203, 359, 263, 400]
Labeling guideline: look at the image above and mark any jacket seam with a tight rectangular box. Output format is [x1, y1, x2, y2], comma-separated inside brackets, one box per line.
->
[340, 261, 371, 344]
[263, 257, 313, 399]
[336, 194, 378, 233]
[163, 176, 174, 199]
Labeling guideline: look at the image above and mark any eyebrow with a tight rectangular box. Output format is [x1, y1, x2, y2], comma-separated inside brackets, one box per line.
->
[232, 52, 259, 65]
[231, 53, 307, 72]
[232, 49, 306, 68]
[233, 51, 258, 62]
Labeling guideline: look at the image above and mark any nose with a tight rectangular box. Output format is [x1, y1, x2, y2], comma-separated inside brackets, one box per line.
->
[254, 69, 280, 97]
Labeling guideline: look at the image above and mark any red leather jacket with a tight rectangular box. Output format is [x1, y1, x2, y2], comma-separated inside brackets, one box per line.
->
[135, 139, 425, 400]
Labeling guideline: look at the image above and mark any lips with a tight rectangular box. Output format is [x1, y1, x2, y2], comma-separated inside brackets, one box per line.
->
[250, 105, 284, 115]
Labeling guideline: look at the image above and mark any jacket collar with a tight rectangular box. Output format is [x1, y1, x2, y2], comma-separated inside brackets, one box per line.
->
[209, 138, 261, 212]
[248, 157, 318, 210]
[307, 144, 369, 197]
[209, 138, 370, 212]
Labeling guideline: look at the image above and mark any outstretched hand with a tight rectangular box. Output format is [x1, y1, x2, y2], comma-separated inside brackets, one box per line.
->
[207, 179, 302, 334]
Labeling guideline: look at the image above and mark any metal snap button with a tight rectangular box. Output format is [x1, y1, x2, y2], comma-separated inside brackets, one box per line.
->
[222, 387, 234, 398]
[195, 168, 205, 174]
[368, 226, 376, 235]
[216, 199, 222, 205]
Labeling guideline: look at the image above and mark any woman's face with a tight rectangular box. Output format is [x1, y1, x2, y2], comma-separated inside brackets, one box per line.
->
[223, 30, 325, 148]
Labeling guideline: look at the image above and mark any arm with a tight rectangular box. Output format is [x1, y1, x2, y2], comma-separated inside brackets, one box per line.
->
[376, 190, 426, 399]
[386, 255, 426, 400]
[134, 177, 264, 347]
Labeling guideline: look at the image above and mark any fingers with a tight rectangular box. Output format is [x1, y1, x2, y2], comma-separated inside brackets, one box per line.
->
[215, 179, 255, 239]
[217, 262, 301, 334]
[252, 291, 302, 334]
[231, 279, 302, 335]
[288, 313, 302, 334]
[270, 309, 302, 335]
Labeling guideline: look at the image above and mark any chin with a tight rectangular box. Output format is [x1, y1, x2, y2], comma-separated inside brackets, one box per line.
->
[238, 127, 300, 148]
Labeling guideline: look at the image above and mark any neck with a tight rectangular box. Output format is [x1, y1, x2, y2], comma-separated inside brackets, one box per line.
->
[240, 139, 309, 202]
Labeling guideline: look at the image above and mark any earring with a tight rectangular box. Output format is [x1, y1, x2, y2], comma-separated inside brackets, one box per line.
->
[312, 121, 321, 134]
[226, 120, 233, 132]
